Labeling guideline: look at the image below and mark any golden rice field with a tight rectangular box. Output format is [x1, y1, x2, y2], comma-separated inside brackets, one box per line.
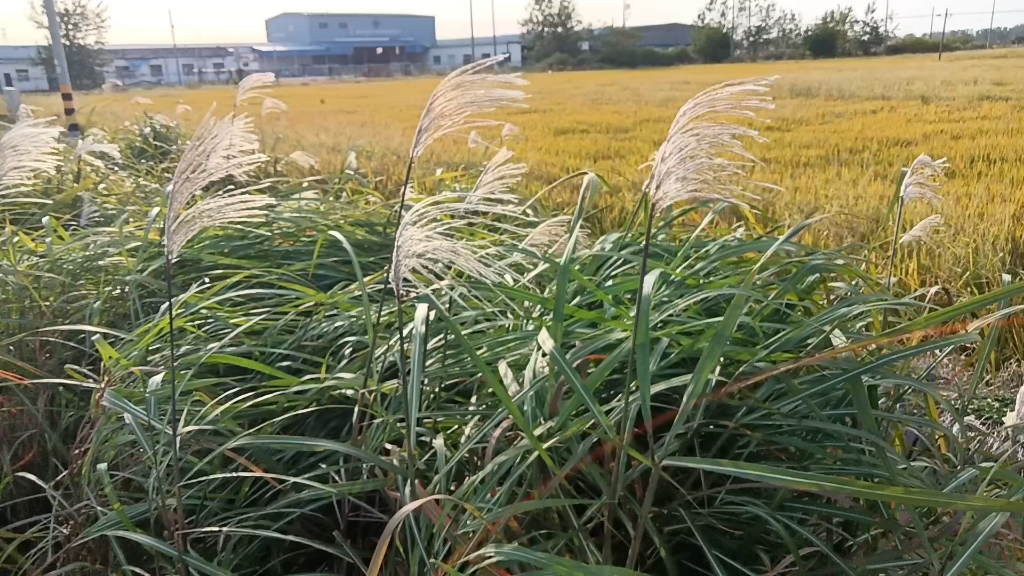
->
[24, 49, 1024, 292]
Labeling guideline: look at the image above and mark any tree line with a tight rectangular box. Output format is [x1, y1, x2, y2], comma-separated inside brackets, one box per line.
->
[522, 0, 1024, 69]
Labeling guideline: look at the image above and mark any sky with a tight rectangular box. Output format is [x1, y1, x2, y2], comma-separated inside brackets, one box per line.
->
[0, 0, 1019, 46]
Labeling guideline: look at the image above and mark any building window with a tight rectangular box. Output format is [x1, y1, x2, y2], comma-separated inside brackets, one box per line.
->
[318, 22, 328, 29]
[433, 55, 442, 65]
[182, 63, 195, 75]
[15, 69, 30, 82]
[242, 62, 250, 68]
[463, 54, 472, 64]
[150, 64, 163, 77]
[482, 53, 491, 59]
[338, 22, 348, 29]
[115, 65, 132, 79]
[212, 62, 225, 70]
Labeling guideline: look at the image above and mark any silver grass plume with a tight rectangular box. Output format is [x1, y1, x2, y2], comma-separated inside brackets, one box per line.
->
[409, 54, 528, 161]
[287, 150, 319, 170]
[0, 117, 63, 192]
[131, 96, 154, 105]
[501, 122, 520, 140]
[164, 105, 273, 260]
[235, 72, 277, 106]
[345, 150, 358, 172]
[391, 192, 527, 296]
[647, 77, 776, 213]
[468, 130, 484, 149]
[901, 154, 947, 206]
[900, 214, 942, 245]
[176, 103, 192, 116]
[16, 105, 41, 123]
[79, 193, 98, 227]
[261, 97, 288, 117]
[522, 215, 589, 257]
[74, 136, 122, 168]
[468, 147, 527, 203]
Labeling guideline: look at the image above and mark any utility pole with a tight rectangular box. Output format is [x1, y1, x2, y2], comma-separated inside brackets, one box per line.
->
[929, 7, 935, 39]
[884, 0, 889, 39]
[987, 0, 996, 49]
[469, 0, 476, 62]
[42, 0, 79, 138]
[938, 9, 949, 60]
[169, 10, 183, 85]
[623, 1, 630, 28]
[731, 0, 737, 57]
[491, 0, 498, 57]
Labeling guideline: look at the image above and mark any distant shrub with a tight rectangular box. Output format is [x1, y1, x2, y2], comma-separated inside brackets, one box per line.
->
[694, 26, 733, 63]
[805, 25, 842, 58]
[538, 52, 576, 71]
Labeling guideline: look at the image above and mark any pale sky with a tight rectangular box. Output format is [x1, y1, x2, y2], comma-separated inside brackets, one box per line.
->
[0, 0, 1019, 46]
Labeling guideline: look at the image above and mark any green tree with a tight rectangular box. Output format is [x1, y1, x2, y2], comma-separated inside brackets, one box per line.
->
[521, 0, 583, 63]
[693, 26, 733, 63]
[804, 24, 842, 58]
[32, 0, 108, 91]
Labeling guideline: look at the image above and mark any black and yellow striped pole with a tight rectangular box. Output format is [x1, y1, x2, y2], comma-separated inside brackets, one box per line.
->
[43, 0, 80, 139]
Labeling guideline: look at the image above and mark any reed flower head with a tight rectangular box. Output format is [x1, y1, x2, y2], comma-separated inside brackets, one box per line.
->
[176, 103, 193, 116]
[468, 130, 484, 149]
[0, 117, 63, 192]
[73, 137, 122, 167]
[501, 122, 520, 140]
[522, 216, 588, 257]
[164, 105, 273, 260]
[261, 97, 288, 117]
[647, 77, 776, 213]
[235, 72, 277, 106]
[287, 150, 319, 170]
[130, 96, 154, 105]
[79, 193, 98, 227]
[345, 150, 358, 172]
[391, 191, 526, 296]
[16, 105, 41, 123]
[901, 154, 947, 206]
[468, 147, 527, 203]
[900, 214, 943, 245]
[409, 54, 528, 161]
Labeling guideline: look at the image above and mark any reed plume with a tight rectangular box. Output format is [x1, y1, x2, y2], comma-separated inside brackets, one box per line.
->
[176, 103, 192, 116]
[468, 147, 527, 204]
[130, 96, 154, 105]
[235, 72, 277, 106]
[409, 54, 528, 161]
[73, 136, 121, 168]
[16, 105, 41, 123]
[261, 97, 288, 117]
[900, 214, 943, 245]
[164, 106, 272, 259]
[287, 150, 320, 170]
[901, 154, 947, 206]
[0, 117, 63, 193]
[647, 77, 776, 212]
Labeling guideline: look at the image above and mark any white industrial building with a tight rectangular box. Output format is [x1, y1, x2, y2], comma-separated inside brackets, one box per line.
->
[103, 45, 260, 86]
[430, 34, 523, 71]
[0, 45, 50, 92]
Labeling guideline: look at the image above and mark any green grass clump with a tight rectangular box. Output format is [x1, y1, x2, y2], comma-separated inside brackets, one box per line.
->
[4, 74, 1024, 576]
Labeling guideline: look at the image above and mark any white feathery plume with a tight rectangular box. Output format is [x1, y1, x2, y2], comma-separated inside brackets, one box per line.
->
[501, 122, 520, 140]
[261, 97, 288, 117]
[73, 136, 122, 168]
[901, 154, 947, 206]
[102, 79, 123, 93]
[345, 150, 358, 172]
[899, 214, 943, 245]
[16, 105, 42, 123]
[521, 215, 589, 257]
[391, 192, 527, 296]
[164, 105, 273, 260]
[468, 147, 527, 203]
[409, 54, 528, 160]
[79, 193, 98, 227]
[287, 150, 319, 170]
[235, 72, 277, 106]
[0, 117, 63, 192]
[152, 114, 175, 126]
[85, 127, 108, 139]
[647, 77, 777, 213]
[467, 130, 484, 149]
[130, 96, 154, 105]
[176, 103, 193, 116]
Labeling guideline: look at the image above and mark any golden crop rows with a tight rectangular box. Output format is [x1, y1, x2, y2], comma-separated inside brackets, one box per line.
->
[28, 49, 1024, 292]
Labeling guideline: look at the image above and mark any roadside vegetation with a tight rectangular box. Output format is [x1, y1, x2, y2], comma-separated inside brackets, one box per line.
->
[5, 56, 1024, 575]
